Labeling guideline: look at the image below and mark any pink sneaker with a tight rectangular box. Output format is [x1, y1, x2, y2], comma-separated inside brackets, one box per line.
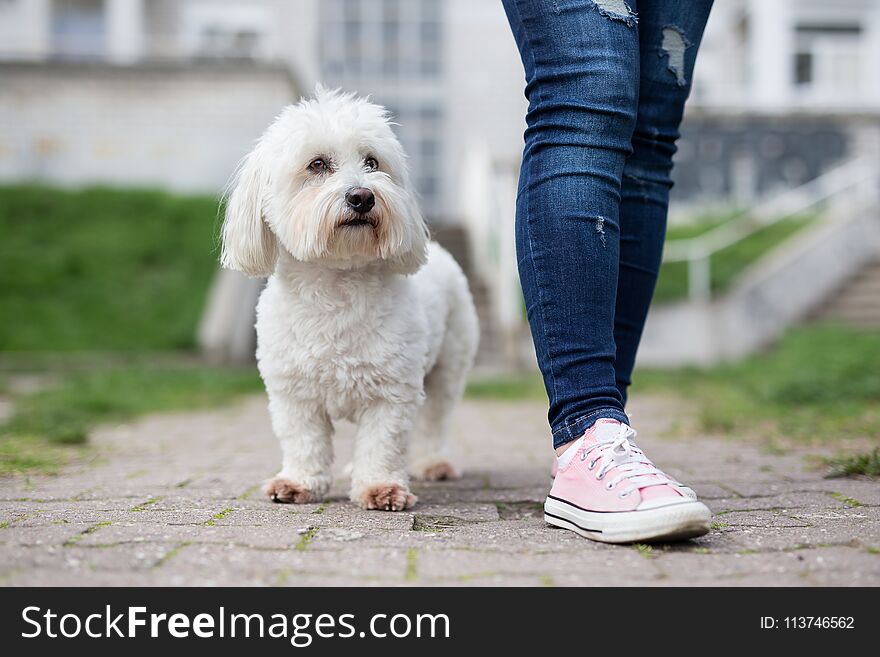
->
[545, 419, 711, 543]
[550, 447, 699, 500]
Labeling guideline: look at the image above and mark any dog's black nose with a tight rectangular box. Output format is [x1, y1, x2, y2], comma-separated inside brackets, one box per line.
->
[345, 188, 375, 214]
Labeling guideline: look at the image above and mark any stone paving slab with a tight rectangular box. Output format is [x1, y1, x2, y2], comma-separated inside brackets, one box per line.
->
[1, 395, 878, 586]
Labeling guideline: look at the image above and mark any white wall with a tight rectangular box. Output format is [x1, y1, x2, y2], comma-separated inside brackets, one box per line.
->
[0, 62, 296, 193]
[445, 0, 526, 219]
[0, 0, 50, 60]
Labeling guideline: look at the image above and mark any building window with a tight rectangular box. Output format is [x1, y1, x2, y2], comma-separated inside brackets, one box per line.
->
[196, 27, 260, 59]
[794, 52, 812, 85]
[321, 0, 443, 81]
[793, 24, 863, 101]
[381, 0, 399, 77]
[51, 0, 106, 59]
[319, 0, 445, 215]
[385, 103, 444, 207]
[182, 4, 269, 60]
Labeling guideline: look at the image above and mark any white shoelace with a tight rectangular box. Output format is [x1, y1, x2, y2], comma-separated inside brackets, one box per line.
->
[580, 423, 677, 498]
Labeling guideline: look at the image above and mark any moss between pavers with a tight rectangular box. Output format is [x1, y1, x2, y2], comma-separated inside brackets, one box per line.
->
[405, 548, 418, 581]
[714, 507, 786, 516]
[827, 491, 863, 508]
[634, 544, 655, 559]
[63, 520, 111, 547]
[153, 542, 191, 568]
[0, 512, 38, 529]
[295, 527, 318, 551]
[130, 496, 160, 512]
[204, 508, 234, 526]
[236, 484, 262, 500]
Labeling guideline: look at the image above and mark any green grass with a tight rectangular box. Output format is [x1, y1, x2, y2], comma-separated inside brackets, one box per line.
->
[0, 362, 262, 475]
[2, 363, 261, 445]
[654, 213, 816, 303]
[0, 433, 80, 477]
[823, 448, 880, 479]
[465, 375, 546, 401]
[0, 184, 221, 351]
[0, 185, 268, 475]
[634, 325, 880, 443]
[468, 326, 880, 448]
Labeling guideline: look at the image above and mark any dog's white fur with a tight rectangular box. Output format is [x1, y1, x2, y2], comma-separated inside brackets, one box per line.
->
[220, 87, 479, 511]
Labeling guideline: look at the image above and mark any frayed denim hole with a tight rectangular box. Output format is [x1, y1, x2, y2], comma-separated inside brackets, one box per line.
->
[588, 0, 638, 27]
[594, 217, 607, 247]
[659, 25, 691, 87]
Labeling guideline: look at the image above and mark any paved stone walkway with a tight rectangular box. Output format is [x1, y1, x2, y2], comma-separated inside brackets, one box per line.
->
[1, 394, 878, 586]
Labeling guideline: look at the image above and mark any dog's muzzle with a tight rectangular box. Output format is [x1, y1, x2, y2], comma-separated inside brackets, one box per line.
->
[339, 215, 377, 228]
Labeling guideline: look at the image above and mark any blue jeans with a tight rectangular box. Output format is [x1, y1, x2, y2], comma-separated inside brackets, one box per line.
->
[501, 0, 713, 448]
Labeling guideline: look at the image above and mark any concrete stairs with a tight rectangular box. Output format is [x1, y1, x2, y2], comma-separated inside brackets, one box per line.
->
[636, 206, 880, 366]
[812, 259, 880, 328]
[431, 224, 498, 363]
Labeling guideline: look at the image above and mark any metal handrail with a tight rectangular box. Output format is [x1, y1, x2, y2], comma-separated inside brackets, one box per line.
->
[663, 154, 880, 301]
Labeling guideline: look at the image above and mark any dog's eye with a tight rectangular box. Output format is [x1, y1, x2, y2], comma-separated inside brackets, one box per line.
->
[308, 158, 329, 173]
[364, 157, 379, 172]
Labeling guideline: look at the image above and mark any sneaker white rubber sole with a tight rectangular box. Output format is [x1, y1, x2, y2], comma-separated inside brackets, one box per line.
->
[544, 495, 711, 544]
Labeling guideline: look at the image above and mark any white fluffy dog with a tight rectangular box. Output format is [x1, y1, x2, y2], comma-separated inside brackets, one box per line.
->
[220, 87, 479, 511]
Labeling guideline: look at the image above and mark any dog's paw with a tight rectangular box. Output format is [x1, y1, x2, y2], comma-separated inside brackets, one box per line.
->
[355, 484, 417, 511]
[264, 478, 315, 504]
[415, 460, 460, 482]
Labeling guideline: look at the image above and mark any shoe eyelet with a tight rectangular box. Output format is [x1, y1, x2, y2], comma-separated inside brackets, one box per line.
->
[605, 482, 614, 490]
[588, 459, 596, 470]
[619, 491, 630, 498]
[580, 451, 588, 461]
[596, 472, 605, 480]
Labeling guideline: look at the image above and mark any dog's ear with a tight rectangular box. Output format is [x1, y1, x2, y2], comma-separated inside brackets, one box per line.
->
[220, 147, 278, 277]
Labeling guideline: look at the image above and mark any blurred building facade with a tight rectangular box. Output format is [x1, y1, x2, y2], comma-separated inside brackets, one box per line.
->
[2, 0, 879, 365]
[673, 0, 880, 209]
[3, 0, 880, 207]
[0, 0, 527, 219]
[695, 0, 880, 111]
